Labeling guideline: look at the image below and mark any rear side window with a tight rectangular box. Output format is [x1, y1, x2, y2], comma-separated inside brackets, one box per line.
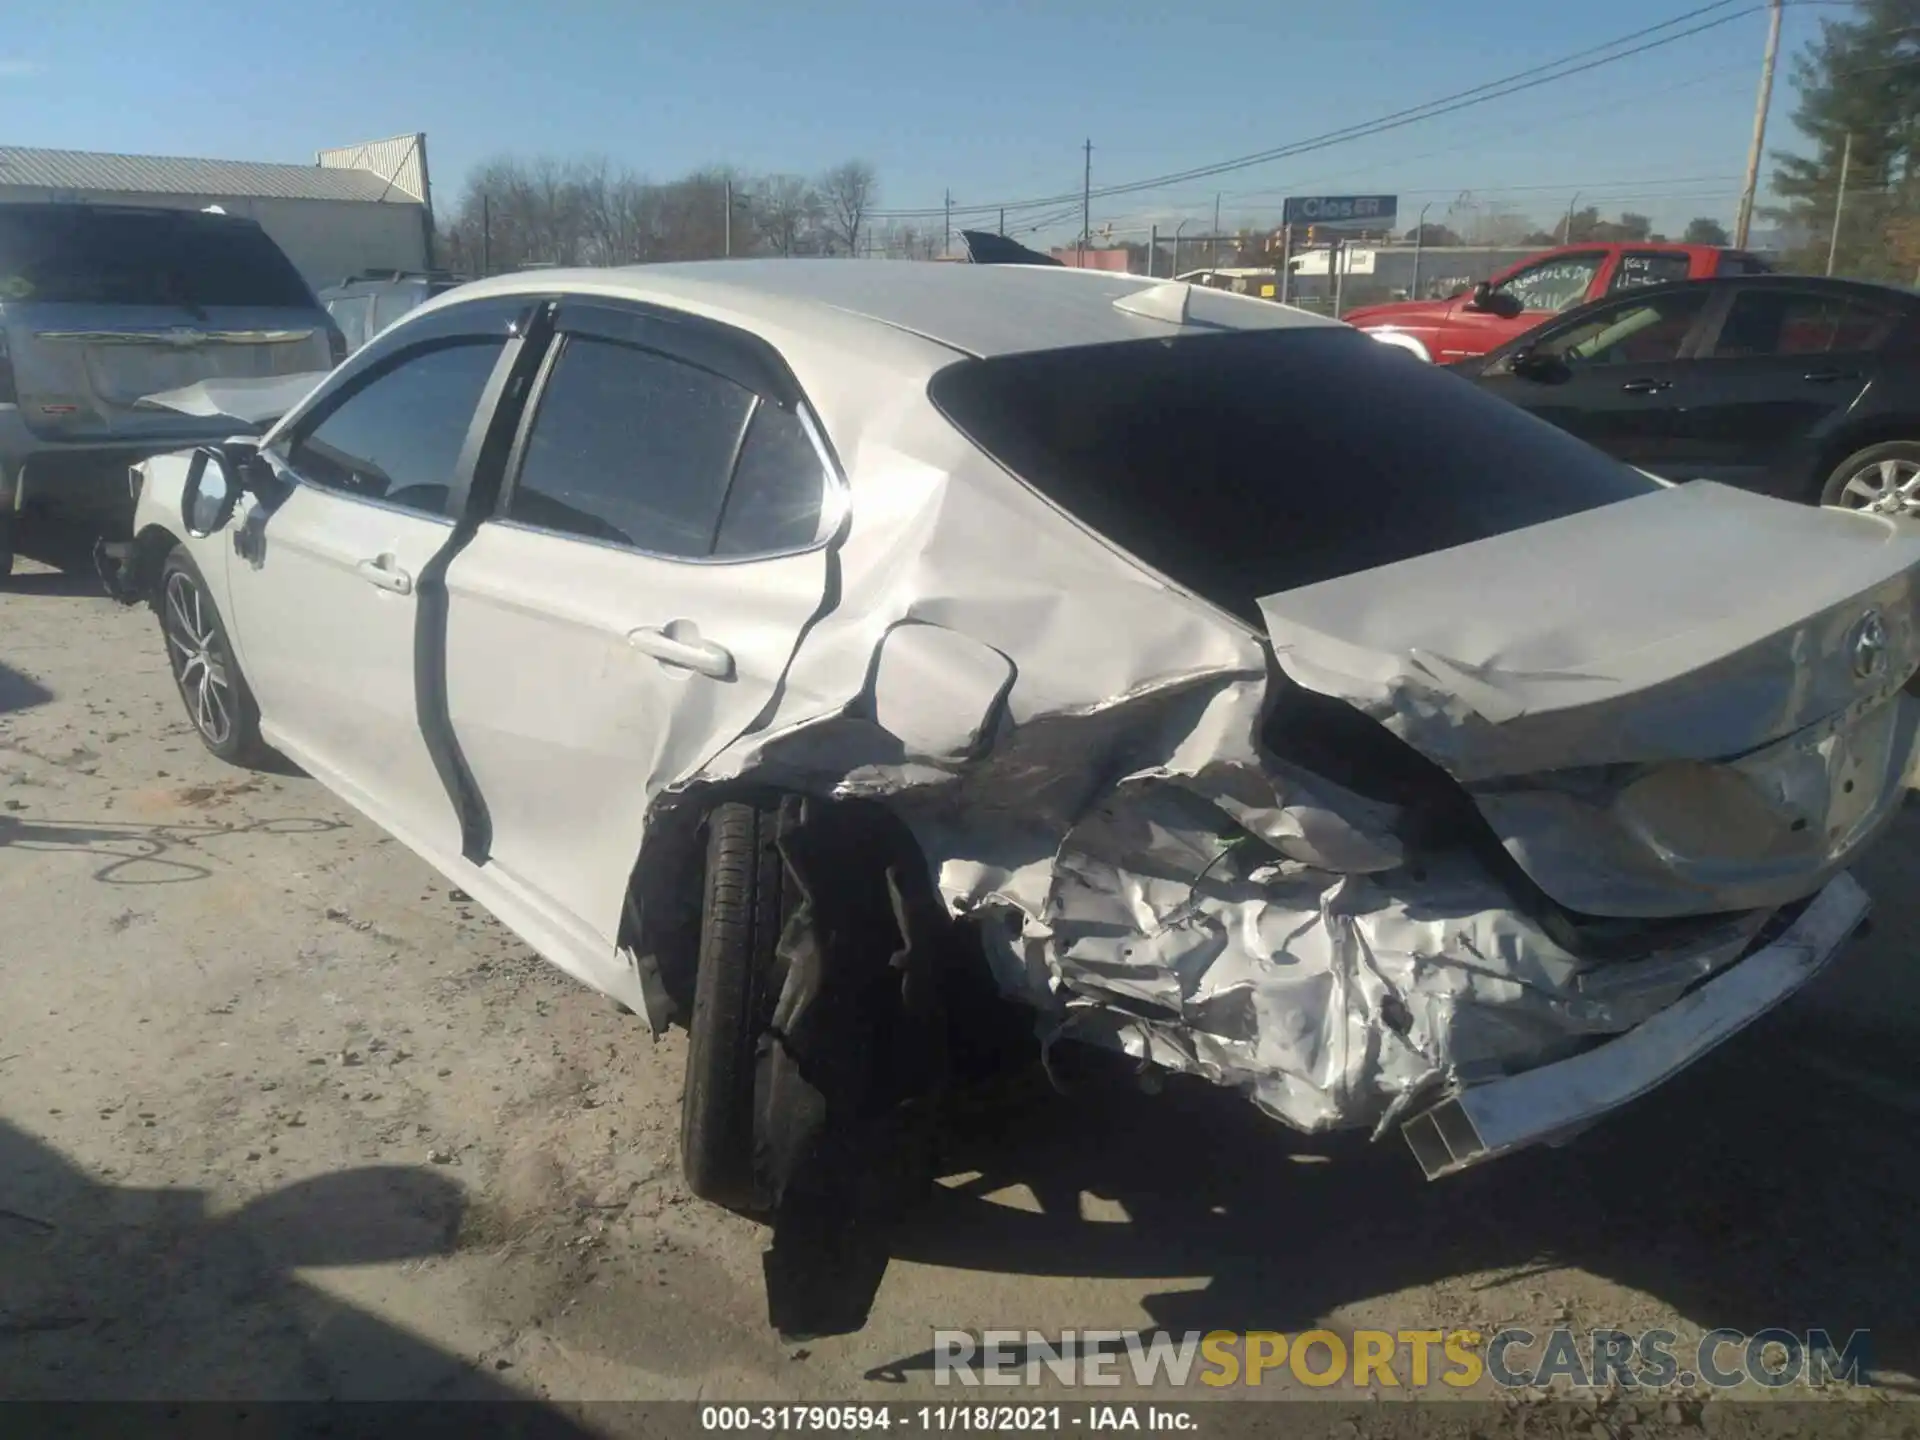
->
[1709, 289, 1907, 357]
[713, 404, 829, 556]
[372, 285, 425, 334]
[326, 295, 374, 351]
[506, 336, 755, 557]
[283, 339, 504, 515]
[930, 328, 1659, 619]
[0, 208, 314, 308]
[1609, 252, 1693, 292]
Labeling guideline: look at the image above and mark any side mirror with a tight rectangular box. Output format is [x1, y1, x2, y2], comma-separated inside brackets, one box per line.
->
[180, 443, 254, 538]
[1509, 347, 1573, 385]
[1468, 281, 1525, 319]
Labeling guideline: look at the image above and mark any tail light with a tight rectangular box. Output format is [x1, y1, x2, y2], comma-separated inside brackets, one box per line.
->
[0, 329, 15, 405]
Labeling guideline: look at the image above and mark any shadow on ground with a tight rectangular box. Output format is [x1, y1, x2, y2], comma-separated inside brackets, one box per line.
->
[864, 803, 1920, 1385]
[0, 813, 346, 885]
[0, 660, 54, 716]
[0, 1118, 596, 1418]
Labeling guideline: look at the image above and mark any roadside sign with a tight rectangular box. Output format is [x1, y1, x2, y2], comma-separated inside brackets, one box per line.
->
[1282, 194, 1398, 229]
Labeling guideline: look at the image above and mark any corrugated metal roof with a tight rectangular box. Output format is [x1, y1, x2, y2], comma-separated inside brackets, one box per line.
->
[0, 146, 415, 204]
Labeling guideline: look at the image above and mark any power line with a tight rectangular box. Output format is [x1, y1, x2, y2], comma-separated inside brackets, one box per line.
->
[872, 0, 1758, 218]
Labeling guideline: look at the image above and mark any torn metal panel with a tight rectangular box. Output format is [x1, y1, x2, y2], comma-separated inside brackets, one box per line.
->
[133, 371, 330, 429]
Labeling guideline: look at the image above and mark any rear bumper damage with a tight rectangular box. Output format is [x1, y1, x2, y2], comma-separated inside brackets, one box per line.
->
[1401, 870, 1868, 1178]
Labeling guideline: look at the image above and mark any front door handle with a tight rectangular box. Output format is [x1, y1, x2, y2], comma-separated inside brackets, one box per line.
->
[1802, 369, 1858, 384]
[1620, 378, 1672, 395]
[355, 556, 413, 595]
[627, 626, 734, 680]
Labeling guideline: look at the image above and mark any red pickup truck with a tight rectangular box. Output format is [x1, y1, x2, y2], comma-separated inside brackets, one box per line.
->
[1343, 242, 1771, 363]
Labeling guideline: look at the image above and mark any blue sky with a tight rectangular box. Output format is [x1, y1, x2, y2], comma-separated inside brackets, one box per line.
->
[0, 0, 1830, 244]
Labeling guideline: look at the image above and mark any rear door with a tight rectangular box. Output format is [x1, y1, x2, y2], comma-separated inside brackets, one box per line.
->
[1473, 285, 1717, 472]
[1673, 284, 1900, 489]
[436, 300, 839, 960]
[0, 208, 330, 444]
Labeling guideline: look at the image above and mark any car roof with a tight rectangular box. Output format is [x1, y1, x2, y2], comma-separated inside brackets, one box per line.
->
[427, 259, 1341, 359]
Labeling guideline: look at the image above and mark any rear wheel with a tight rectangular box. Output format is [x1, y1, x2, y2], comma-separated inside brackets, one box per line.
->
[680, 799, 790, 1212]
[158, 546, 267, 766]
[1819, 440, 1920, 518]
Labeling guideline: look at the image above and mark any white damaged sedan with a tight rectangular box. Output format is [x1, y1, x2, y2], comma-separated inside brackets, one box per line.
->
[102, 262, 1920, 1219]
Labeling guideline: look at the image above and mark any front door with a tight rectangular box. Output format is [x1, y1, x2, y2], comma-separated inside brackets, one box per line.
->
[1475, 285, 1716, 474]
[438, 303, 839, 955]
[225, 335, 510, 858]
[1438, 249, 1610, 360]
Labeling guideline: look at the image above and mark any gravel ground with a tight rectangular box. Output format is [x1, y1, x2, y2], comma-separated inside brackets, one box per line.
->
[5, 532, 1920, 1433]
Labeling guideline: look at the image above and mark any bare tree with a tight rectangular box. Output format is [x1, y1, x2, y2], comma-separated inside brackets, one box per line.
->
[818, 160, 878, 257]
[751, 174, 823, 257]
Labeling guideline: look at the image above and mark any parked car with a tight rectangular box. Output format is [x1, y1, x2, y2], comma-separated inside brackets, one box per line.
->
[0, 203, 342, 578]
[100, 263, 1918, 1232]
[317, 270, 468, 354]
[1449, 273, 1920, 514]
[1344, 241, 1771, 363]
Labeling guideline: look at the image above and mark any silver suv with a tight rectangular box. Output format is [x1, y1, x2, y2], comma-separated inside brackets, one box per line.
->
[0, 204, 340, 578]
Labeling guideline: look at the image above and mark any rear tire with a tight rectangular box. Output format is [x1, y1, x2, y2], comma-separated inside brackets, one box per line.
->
[681, 799, 789, 1212]
[1818, 440, 1920, 517]
[157, 546, 268, 766]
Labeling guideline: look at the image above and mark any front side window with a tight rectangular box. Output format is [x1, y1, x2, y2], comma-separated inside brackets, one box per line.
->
[282, 339, 504, 515]
[1709, 289, 1907, 358]
[1609, 252, 1693, 292]
[931, 328, 1658, 620]
[1535, 289, 1710, 366]
[1494, 252, 1605, 313]
[506, 336, 756, 557]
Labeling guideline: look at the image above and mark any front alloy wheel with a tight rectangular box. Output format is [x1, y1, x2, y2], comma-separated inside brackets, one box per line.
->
[158, 547, 265, 765]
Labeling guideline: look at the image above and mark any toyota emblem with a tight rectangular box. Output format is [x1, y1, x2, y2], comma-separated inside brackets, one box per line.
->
[1850, 610, 1889, 681]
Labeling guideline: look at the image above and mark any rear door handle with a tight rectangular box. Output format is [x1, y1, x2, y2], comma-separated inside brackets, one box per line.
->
[627, 626, 734, 680]
[1620, 378, 1672, 395]
[355, 556, 413, 595]
[1802, 369, 1858, 384]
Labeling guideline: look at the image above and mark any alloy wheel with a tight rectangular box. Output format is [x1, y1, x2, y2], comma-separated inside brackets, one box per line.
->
[1837, 457, 1920, 519]
[164, 569, 235, 747]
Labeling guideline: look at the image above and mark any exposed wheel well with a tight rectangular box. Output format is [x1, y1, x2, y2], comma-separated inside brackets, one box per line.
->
[127, 523, 184, 604]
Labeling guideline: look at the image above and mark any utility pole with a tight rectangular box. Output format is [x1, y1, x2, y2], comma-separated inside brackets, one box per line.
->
[944, 190, 952, 258]
[1148, 223, 1157, 277]
[724, 178, 732, 258]
[1826, 131, 1853, 277]
[1735, 0, 1784, 250]
[1080, 138, 1092, 267]
[481, 192, 491, 276]
[1562, 193, 1580, 245]
[1213, 192, 1222, 267]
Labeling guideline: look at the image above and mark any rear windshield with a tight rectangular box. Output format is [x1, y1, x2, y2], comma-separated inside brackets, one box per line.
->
[0, 208, 315, 309]
[929, 327, 1659, 620]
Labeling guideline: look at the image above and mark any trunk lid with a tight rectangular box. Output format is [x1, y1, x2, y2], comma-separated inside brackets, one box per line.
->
[1258, 482, 1920, 917]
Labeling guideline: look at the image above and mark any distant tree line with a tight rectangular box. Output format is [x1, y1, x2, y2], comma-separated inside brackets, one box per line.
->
[436, 157, 881, 273]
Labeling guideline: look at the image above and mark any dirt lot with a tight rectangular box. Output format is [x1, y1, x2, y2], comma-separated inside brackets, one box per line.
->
[5, 531, 1920, 1426]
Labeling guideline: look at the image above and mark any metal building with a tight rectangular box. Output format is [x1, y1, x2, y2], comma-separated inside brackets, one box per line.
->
[0, 134, 433, 288]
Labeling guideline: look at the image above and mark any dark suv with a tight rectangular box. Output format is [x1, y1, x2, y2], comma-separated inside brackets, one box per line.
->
[317, 271, 468, 354]
[0, 204, 339, 577]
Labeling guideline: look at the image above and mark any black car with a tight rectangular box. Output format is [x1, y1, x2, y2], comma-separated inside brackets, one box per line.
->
[1450, 274, 1920, 518]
